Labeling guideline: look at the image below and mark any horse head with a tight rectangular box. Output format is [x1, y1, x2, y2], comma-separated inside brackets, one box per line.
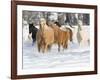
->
[40, 18, 46, 26]
[54, 21, 61, 27]
[39, 18, 48, 31]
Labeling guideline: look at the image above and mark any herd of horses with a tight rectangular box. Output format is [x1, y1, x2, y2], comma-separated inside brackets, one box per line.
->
[28, 18, 73, 53]
[27, 18, 89, 53]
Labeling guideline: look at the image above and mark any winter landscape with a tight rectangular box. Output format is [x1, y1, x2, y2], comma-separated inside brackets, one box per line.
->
[22, 11, 90, 70]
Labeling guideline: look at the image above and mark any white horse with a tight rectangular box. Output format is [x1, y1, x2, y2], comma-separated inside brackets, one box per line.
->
[73, 20, 90, 47]
[23, 20, 29, 41]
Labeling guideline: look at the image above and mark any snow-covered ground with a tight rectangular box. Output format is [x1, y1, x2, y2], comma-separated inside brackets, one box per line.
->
[22, 40, 90, 69]
[22, 25, 90, 70]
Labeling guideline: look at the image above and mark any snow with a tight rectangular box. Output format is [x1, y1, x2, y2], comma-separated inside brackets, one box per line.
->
[22, 40, 90, 69]
[22, 25, 90, 70]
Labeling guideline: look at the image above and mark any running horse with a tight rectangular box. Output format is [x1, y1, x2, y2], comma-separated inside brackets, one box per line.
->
[76, 20, 90, 47]
[50, 21, 73, 51]
[28, 23, 38, 45]
[54, 21, 73, 42]
[36, 18, 54, 53]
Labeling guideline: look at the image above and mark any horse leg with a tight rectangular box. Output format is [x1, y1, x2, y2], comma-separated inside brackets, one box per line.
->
[62, 42, 65, 51]
[41, 43, 47, 53]
[41, 46, 44, 53]
[58, 43, 60, 52]
[63, 39, 68, 49]
[48, 45, 51, 51]
[37, 43, 41, 52]
[65, 42, 68, 49]
[45, 44, 48, 52]
[32, 39, 35, 46]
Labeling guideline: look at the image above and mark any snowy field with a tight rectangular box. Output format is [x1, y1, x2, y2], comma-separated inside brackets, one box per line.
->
[23, 41, 90, 69]
[22, 25, 90, 70]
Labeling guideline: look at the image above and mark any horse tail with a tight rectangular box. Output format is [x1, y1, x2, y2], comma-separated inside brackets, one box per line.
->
[66, 27, 73, 42]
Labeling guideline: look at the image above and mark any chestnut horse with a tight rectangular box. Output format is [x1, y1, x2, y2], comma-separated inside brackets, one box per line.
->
[50, 22, 73, 51]
[36, 18, 54, 53]
[54, 22, 73, 42]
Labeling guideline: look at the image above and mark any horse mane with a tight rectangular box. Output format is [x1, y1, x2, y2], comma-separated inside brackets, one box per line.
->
[39, 23, 42, 30]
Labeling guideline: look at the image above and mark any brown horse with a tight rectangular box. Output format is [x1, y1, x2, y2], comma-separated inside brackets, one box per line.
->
[54, 22, 73, 42]
[50, 22, 73, 51]
[36, 18, 54, 53]
[60, 27, 73, 42]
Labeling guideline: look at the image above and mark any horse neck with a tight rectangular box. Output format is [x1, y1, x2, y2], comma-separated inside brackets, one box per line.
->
[41, 23, 49, 30]
[43, 24, 48, 29]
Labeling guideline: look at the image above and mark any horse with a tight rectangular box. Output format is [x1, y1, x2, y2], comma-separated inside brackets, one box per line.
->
[50, 22, 73, 51]
[54, 21, 73, 42]
[36, 18, 54, 53]
[28, 23, 38, 45]
[23, 20, 29, 41]
[76, 20, 90, 47]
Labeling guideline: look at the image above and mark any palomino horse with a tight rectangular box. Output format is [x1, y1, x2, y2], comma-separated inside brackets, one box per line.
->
[50, 22, 73, 51]
[36, 18, 54, 53]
